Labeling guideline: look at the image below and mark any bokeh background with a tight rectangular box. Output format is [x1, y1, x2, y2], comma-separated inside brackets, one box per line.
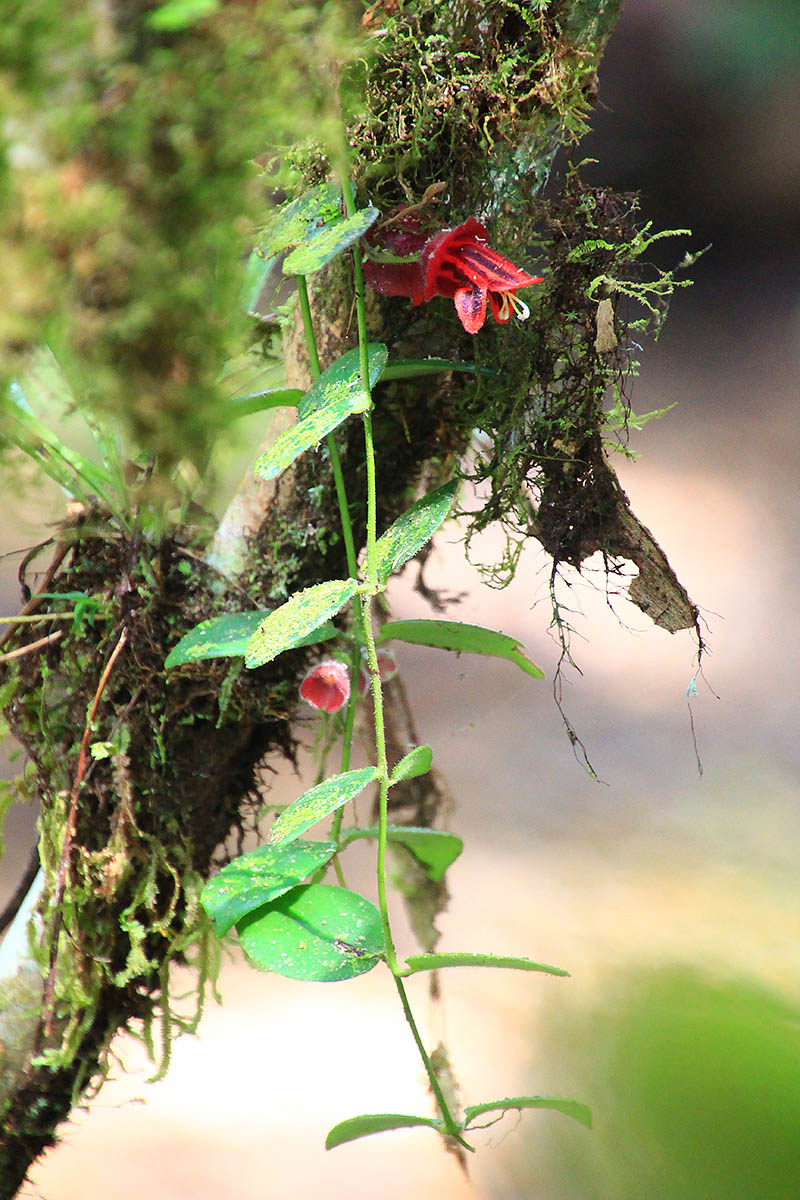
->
[2, 1, 799, 1196]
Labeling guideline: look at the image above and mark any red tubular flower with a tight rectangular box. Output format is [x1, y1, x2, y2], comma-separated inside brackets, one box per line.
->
[421, 218, 543, 334]
[299, 660, 350, 714]
[362, 214, 426, 303]
[363, 215, 542, 334]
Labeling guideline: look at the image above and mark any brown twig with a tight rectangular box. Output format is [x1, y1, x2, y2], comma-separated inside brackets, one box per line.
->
[0, 541, 69, 652]
[0, 843, 41, 938]
[0, 630, 65, 665]
[41, 627, 128, 1039]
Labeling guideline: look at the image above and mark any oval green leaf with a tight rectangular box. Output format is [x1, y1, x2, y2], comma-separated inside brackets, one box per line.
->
[380, 358, 488, 381]
[283, 206, 379, 276]
[389, 745, 433, 786]
[297, 344, 388, 420]
[377, 619, 544, 679]
[326, 1112, 441, 1150]
[166, 611, 336, 669]
[237, 884, 384, 981]
[245, 579, 357, 669]
[269, 767, 378, 846]
[254, 345, 388, 482]
[255, 183, 343, 260]
[201, 840, 337, 937]
[373, 481, 458, 583]
[342, 826, 462, 883]
[403, 952, 569, 977]
[463, 1095, 592, 1130]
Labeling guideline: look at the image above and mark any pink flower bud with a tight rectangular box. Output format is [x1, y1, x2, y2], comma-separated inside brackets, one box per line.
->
[358, 647, 399, 696]
[299, 660, 351, 713]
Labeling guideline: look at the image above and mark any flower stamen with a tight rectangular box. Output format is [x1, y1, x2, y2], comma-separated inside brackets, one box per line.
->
[508, 293, 530, 321]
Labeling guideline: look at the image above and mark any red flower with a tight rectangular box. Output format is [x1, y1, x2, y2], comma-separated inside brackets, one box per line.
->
[362, 215, 426, 304]
[299, 660, 350, 713]
[363, 216, 542, 334]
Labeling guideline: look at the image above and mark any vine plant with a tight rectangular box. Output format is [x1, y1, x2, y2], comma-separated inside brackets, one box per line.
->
[165, 174, 589, 1152]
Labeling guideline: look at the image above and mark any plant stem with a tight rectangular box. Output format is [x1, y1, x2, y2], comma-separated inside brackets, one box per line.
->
[296, 274, 358, 583]
[392, 973, 469, 1145]
[341, 170, 462, 1139]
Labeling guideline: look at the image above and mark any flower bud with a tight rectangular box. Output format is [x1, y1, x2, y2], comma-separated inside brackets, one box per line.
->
[299, 660, 350, 713]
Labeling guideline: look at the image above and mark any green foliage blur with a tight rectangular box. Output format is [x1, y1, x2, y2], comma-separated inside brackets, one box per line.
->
[0, 0, 362, 479]
[506, 965, 800, 1200]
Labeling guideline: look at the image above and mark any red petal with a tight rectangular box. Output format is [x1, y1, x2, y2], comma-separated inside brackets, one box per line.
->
[454, 285, 487, 334]
[456, 242, 541, 292]
[421, 219, 489, 300]
[299, 661, 351, 713]
[488, 290, 511, 323]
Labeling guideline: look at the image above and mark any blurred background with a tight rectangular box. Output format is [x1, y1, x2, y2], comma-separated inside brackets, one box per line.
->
[3, 0, 799, 1196]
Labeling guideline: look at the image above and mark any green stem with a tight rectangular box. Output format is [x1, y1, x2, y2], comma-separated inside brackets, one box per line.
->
[296, 271, 359, 856]
[296, 274, 358, 583]
[358, 591, 395, 957]
[392, 974, 468, 1144]
[341, 170, 462, 1138]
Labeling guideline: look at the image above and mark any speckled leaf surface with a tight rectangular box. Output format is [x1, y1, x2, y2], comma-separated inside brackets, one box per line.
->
[297, 344, 387, 419]
[237, 884, 384, 981]
[373, 480, 458, 583]
[244, 579, 357, 668]
[255, 182, 343, 259]
[268, 767, 378, 845]
[389, 745, 433, 786]
[254, 344, 387, 481]
[165, 611, 335, 668]
[201, 840, 337, 937]
[283, 206, 379, 275]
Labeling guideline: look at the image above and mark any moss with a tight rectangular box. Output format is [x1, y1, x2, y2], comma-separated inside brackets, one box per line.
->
[351, 0, 622, 215]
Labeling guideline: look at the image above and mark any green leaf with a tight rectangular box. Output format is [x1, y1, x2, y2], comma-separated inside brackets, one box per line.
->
[227, 388, 302, 420]
[283, 207, 379, 276]
[242, 248, 275, 314]
[380, 358, 488, 381]
[244, 579, 357, 669]
[201, 840, 337, 937]
[146, 0, 220, 29]
[165, 612, 336, 669]
[237, 884, 383, 981]
[342, 826, 462, 883]
[297, 345, 387, 420]
[389, 745, 433, 785]
[326, 1112, 441, 1150]
[377, 619, 544, 679]
[269, 767, 378, 846]
[5, 381, 118, 510]
[373, 481, 458, 583]
[403, 952, 569, 977]
[463, 1095, 592, 1130]
[255, 183, 343, 260]
[254, 345, 388, 481]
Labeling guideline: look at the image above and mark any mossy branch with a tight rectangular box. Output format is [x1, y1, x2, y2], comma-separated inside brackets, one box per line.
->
[0, 1, 700, 1193]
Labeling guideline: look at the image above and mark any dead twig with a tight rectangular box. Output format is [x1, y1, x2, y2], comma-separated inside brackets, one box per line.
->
[0, 630, 65, 665]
